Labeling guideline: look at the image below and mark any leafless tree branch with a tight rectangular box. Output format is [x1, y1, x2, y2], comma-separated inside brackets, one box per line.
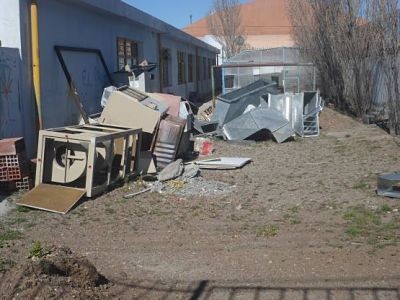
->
[207, 0, 246, 59]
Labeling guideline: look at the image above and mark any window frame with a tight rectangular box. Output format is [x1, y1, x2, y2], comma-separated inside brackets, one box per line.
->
[177, 51, 186, 85]
[188, 54, 194, 83]
[117, 37, 139, 70]
[161, 48, 171, 87]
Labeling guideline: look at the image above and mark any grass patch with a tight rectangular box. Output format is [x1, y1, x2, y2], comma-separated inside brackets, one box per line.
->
[28, 241, 45, 258]
[0, 258, 15, 272]
[0, 229, 23, 248]
[16, 206, 31, 213]
[352, 181, 370, 190]
[288, 206, 300, 214]
[343, 205, 400, 247]
[256, 224, 279, 237]
[105, 208, 116, 215]
[380, 204, 392, 213]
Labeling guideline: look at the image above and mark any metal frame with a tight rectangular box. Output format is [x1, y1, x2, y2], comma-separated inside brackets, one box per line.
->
[54, 46, 115, 124]
[35, 124, 142, 197]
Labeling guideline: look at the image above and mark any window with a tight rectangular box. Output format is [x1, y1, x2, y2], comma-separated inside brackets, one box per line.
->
[188, 54, 194, 83]
[117, 38, 139, 70]
[161, 48, 170, 87]
[224, 75, 235, 89]
[196, 55, 201, 81]
[202, 57, 207, 80]
[177, 51, 186, 84]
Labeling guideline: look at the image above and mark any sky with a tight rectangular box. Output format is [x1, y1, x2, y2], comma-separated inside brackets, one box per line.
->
[124, 0, 247, 29]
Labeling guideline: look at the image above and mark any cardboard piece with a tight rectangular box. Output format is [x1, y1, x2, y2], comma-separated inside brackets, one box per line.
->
[147, 93, 181, 117]
[137, 151, 157, 174]
[17, 184, 85, 214]
[99, 91, 160, 134]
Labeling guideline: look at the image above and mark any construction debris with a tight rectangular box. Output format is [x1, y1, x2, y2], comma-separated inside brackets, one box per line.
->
[153, 116, 186, 169]
[376, 172, 400, 198]
[181, 163, 200, 179]
[157, 159, 184, 182]
[208, 79, 323, 142]
[3, 71, 324, 215]
[194, 137, 214, 156]
[123, 187, 152, 199]
[193, 157, 252, 170]
[212, 79, 278, 127]
[222, 104, 294, 143]
[17, 124, 142, 214]
[0, 137, 32, 192]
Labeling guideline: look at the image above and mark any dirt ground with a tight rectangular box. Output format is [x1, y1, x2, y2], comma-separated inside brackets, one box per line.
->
[0, 108, 400, 299]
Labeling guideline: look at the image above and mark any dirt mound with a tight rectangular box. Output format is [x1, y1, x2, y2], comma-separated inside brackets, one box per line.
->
[320, 107, 363, 132]
[0, 246, 109, 299]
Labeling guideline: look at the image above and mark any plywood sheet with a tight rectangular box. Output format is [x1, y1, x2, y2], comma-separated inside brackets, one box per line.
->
[17, 184, 85, 214]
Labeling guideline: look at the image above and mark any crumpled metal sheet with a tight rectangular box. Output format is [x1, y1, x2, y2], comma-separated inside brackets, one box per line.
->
[268, 91, 322, 137]
[376, 172, 400, 198]
[268, 93, 304, 136]
[222, 106, 295, 143]
[212, 79, 278, 126]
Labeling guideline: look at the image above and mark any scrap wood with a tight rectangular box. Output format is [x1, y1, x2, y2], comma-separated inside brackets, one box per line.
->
[123, 187, 151, 199]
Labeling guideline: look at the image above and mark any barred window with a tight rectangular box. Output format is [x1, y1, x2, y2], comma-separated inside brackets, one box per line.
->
[203, 57, 207, 80]
[188, 54, 194, 83]
[161, 48, 170, 87]
[117, 38, 139, 70]
[177, 51, 186, 84]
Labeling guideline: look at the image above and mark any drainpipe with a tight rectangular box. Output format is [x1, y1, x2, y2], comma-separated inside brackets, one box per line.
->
[30, 0, 42, 130]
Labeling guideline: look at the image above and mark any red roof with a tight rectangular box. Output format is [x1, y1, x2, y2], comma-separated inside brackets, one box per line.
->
[183, 0, 293, 37]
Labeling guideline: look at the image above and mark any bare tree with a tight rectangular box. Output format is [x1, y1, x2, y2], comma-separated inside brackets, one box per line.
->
[288, 0, 382, 117]
[375, 0, 400, 134]
[207, 0, 245, 59]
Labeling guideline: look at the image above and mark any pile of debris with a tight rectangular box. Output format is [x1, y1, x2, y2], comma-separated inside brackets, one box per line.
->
[10, 77, 323, 214]
[124, 157, 250, 199]
[195, 79, 324, 143]
[0, 138, 33, 193]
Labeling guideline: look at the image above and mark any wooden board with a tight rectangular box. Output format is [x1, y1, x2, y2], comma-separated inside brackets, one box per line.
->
[17, 184, 85, 214]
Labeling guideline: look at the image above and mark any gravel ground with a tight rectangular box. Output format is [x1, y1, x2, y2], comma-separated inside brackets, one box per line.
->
[0, 108, 399, 299]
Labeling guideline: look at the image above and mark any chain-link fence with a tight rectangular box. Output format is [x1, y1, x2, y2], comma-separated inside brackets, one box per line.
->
[221, 47, 316, 94]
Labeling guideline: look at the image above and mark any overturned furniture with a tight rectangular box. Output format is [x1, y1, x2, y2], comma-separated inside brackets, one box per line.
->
[376, 172, 400, 198]
[17, 124, 142, 214]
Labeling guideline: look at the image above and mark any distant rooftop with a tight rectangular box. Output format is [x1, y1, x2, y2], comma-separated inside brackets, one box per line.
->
[183, 0, 293, 38]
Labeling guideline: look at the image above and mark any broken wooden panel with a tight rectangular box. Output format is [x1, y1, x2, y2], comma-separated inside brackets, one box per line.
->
[16, 184, 85, 214]
[153, 116, 186, 169]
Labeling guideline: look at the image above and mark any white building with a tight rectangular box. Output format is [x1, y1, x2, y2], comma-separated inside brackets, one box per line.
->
[0, 0, 218, 155]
